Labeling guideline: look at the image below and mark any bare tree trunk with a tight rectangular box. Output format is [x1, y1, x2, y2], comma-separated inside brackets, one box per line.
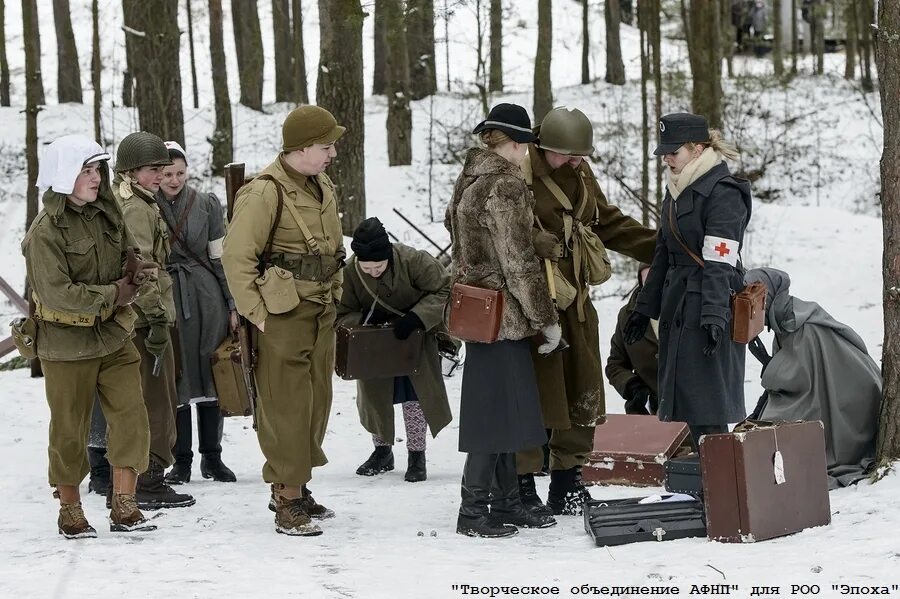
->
[123, 0, 185, 144]
[489, 0, 503, 92]
[858, 0, 874, 92]
[474, 0, 489, 116]
[773, 0, 784, 76]
[232, 0, 264, 110]
[373, 0, 386, 95]
[122, 0, 136, 107]
[92, 0, 101, 141]
[186, 0, 200, 109]
[385, 0, 412, 164]
[292, 0, 308, 103]
[813, 0, 825, 74]
[317, 0, 366, 235]
[720, 0, 734, 78]
[22, 0, 44, 106]
[53, 0, 82, 103]
[533, 0, 553, 123]
[876, 0, 900, 463]
[687, 0, 722, 129]
[581, 0, 589, 84]
[209, 0, 233, 175]
[844, 0, 857, 80]
[791, 0, 798, 74]
[651, 0, 662, 214]
[680, 0, 693, 59]
[638, 0, 650, 226]
[0, 0, 9, 106]
[273, 0, 294, 102]
[406, 0, 437, 100]
[605, 0, 625, 85]
[620, 0, 634, 25]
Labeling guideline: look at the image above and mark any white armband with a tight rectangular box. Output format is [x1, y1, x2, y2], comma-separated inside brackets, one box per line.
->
[208, 237, 224, 259]
[701, 235, 739, 267]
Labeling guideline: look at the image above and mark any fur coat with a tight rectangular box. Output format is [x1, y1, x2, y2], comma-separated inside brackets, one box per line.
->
[444, 147, 556, 341]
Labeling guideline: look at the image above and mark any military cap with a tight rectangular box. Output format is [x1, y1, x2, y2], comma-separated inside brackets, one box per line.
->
[282, 105, 346, 152]
[653, 113, 710, 155]
[115, 132, 173, 172]
[472, 103, 538, 144]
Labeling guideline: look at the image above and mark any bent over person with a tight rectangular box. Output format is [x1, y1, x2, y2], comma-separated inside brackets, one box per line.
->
[21, 135, 156, 537]
[222, 105, 346, 537]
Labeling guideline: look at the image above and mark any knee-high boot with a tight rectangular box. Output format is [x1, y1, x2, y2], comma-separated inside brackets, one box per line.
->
[198, 404, 236, 482]
[456, 453, 517, 538]
[164, 406, 192, 484]
[491, 454, 557, 528]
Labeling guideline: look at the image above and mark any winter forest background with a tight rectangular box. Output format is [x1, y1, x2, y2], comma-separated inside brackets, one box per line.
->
[0, 0, 898, 597]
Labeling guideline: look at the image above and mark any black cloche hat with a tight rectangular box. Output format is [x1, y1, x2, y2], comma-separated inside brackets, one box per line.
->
[653, 113, 710, 156]
[472, 103, 539, 144]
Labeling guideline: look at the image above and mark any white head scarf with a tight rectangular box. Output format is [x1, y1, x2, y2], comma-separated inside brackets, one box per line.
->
[36, 134, 111, 195]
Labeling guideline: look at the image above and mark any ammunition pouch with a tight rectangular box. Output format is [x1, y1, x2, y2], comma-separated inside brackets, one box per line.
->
[266, 253, 344, 283]
[10, 317, 38, 359]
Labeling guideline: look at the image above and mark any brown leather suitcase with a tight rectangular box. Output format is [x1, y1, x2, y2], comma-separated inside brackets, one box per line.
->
[582, 415, 690, 486]
[447, 283, 504, 343]
[335, 325, 424, 380]
[700, 421, 831, 543]
[210, 335, 252, 417]
[730, 281, 766, 343]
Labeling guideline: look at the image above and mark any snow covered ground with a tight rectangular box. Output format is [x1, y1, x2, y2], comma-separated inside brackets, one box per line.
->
[0, 1, 893, 597]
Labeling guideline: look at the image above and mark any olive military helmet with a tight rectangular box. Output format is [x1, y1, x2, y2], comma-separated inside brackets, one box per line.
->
[536, 106, 595, 156]
[114, 131, 173, 173]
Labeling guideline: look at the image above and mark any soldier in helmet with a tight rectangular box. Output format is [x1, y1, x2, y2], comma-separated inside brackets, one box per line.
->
[517, 107, 657, 516]
[111, 131, 195, 510]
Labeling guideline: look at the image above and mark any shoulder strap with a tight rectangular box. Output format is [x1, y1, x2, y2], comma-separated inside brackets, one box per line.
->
[158, 190, 221, 280]
[172, 188, 199, 241]
[354, 259, 405, 317]
[668, 200, 705, 268]
[539, 175, 574, 211]
[253, 175, 285, 265]
[257, 174, 320, 256]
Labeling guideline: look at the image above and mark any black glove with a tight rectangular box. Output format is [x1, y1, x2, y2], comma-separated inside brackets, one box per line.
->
[748, 336, 771, 372]
[703, 323, 723, 357]
[144, 322, 170, 358]
[624, 381, 653, 415]
[623, 311, 650, 345]
[393, 311, 425, 340]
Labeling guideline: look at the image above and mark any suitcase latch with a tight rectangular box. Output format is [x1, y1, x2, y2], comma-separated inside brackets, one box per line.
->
[653, 527, 666, 541]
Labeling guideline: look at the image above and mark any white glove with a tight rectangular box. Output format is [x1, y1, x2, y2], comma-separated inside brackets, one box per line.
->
[537, 323, 562, 355]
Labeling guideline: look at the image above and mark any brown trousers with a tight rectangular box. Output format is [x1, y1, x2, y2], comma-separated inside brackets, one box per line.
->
[516, 424, 596, 474]
[255, 300, 335, 486]
[134, 326, 178, 468]
[42, 340, 149, 485]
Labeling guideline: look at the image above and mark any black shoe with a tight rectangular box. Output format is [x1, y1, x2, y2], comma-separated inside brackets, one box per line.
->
[136, 461, 196, 510]
[164, 461, 192, 485]
[546, 467, 587, 516]
[88, 447, 111, 495]
[355, 446, 394, 476]
[404, 451, 427, 482]
[200, 455, 236, 482]
[517, 474, 553, 517]
[456, 514, 518, 538]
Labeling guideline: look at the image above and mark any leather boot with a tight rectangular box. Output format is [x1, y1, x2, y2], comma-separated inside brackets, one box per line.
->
[87, 446, 111, 495]
[546, 466, 588, 516]
[355, 446, 394, 476]
[301, 485, 335, 519]
[56, 484, 97, 539]
[109, 467, 156, 533]
[456, 453, 517, 538]
[517, 473, 554, 517]
[490, 455, 556, 529]
[136, 460, 196, 510]
[272, 484, 322, 536]
[198, 404, 236, 482]
[165, 407, 193, 484]
[404, 451, 427, 482]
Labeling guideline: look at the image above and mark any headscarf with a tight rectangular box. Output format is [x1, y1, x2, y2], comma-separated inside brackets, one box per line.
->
[36, 135, 110, 195]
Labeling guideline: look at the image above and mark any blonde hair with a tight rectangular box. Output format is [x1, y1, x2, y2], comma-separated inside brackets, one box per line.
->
[478, 129, 513, 149]
[687, 129, 740, 161]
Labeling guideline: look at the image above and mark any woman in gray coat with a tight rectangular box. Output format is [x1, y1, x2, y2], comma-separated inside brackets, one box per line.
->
[156, 142, 238, 484]
[445, 103, 561, 538]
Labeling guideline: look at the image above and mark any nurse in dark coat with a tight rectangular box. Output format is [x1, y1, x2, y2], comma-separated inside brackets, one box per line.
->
[624, 113, 752, 449]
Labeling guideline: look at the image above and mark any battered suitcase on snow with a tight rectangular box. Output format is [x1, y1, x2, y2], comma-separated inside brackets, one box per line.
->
[583, 496, 706, 546]
[700, 421, 831, 543]
[210, 335, 252, 417]
[335, 325, 425, 381]
[582, 415, 690, 486]
[665, 454, 703, 496]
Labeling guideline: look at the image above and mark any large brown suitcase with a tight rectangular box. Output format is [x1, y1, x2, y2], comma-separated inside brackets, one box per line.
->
[210, 335, 252, 417]
[700, 421, 831, 543]
[335, 325, 424, 380]
[582, 415, 690, 486]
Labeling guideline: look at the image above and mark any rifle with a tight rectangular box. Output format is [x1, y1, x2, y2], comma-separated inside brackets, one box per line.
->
[224, 162, 259, 430]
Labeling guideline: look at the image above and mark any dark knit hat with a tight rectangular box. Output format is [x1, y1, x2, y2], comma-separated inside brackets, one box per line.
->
[351, 217, 392, 262]
[282, 105, 346, 152]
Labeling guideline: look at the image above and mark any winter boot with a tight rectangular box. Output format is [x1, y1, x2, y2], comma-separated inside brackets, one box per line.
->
[165, 461, 192, 485]
[136, 460, 196, 510]
[490, 455, 556, 529]
[55, 487, 98, 540]
[404, 451, 427, 482]
[87, 446, 111, 495]
[301, 485, 335, 519]
[109, 466, 156, 533]
[198, 404, 236, 482]
[456, 453, 518, 538]
[546, 467, 587, 516]
[517, 473, 554, 517]
[355, 446, 394, 476]
[165, 407, 193, 484]
[272, 484, 322, 536]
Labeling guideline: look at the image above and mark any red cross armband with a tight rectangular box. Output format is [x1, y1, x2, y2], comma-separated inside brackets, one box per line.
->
[701, 235, 739, 267]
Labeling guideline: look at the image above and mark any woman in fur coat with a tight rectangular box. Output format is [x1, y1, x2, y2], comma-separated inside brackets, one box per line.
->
[444, 103, 561, 538]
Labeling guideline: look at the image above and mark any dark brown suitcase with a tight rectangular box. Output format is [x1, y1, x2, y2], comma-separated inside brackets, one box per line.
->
[582, 415, 690, 486]
[447, 283, 504, 343]
[700, 421, 831, 543]
[335, 325, 424, 380]
[210, 335, 252, 417]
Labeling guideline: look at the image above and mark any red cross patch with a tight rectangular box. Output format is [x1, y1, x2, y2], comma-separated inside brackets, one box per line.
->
[702, 235, 739, 266]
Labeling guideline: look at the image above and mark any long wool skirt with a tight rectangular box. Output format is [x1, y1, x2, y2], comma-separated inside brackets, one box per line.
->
[458, 339, 548, 454]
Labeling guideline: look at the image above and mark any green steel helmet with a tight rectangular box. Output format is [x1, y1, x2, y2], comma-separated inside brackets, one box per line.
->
[536, 106, 595, 156]
[114, 131, 173, 172]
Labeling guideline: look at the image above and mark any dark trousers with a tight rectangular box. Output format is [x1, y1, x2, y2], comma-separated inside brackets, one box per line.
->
[689, 424, 728, 451]
[173, 403, 224, 464]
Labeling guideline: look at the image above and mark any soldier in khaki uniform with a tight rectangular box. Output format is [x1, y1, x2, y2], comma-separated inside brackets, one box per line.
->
[112, 132, 194, 510]
[222, 105, 346, 537]
[21, 134, 156, 537]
